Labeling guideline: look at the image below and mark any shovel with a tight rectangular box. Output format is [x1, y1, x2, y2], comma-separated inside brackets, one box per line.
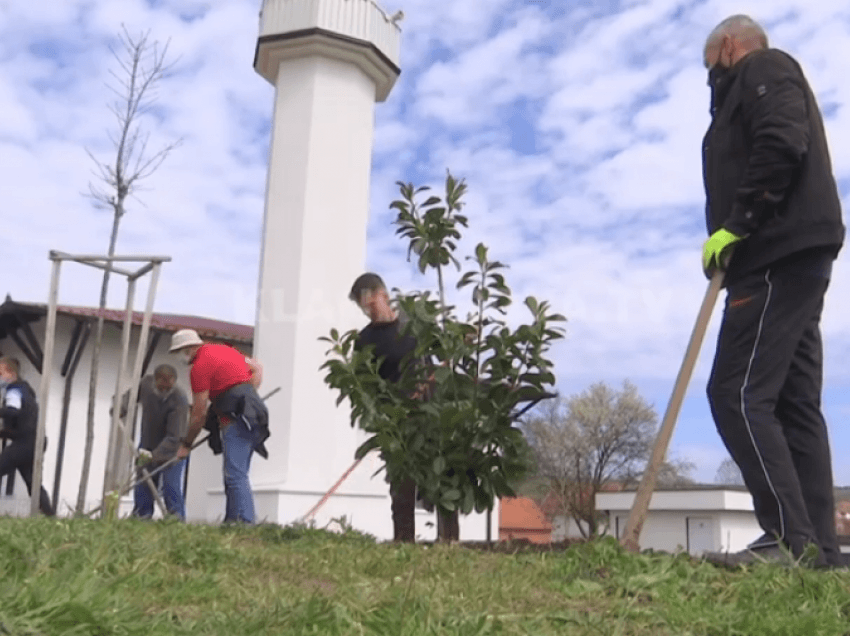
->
[620, 269, 724, 552]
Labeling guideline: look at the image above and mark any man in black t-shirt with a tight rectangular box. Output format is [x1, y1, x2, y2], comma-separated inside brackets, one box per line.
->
[349, 273, 419, 542]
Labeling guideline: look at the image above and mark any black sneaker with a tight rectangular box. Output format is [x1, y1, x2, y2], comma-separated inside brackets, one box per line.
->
[747, 533, 781, 550]
[704, 544, 796, 568]
[704, 541, 827, 569]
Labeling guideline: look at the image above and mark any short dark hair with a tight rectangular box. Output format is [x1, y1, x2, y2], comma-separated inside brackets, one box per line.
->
[349, 273, 386, 302]
[0, 356, 20, 377]
[154, 364, 177, 380]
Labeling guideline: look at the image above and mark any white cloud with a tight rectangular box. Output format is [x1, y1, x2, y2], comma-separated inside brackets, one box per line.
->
[414, 10, 553, 127]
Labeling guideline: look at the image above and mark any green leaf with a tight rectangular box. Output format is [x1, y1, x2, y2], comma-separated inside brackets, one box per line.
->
[442, 488, 461, 501]
[460, 486, 475, 514]
[355, 437, 380, 459]
[434, 366, 452, 385]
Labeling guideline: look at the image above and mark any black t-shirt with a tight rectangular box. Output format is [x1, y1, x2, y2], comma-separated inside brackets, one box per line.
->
[355, 315, 417, 384]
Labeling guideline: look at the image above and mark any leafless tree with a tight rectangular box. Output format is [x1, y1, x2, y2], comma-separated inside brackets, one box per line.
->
[76, 27, 181, 513]
[714, 456, 745, 486]
[523, 381, 693, 537]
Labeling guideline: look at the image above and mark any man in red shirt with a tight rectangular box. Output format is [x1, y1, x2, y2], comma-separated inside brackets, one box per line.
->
[170, 329, 267, 523]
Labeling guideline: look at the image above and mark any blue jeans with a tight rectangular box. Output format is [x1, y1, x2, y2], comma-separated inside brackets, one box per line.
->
[133, 458, 186, 520]
[221, 417, 255, 523]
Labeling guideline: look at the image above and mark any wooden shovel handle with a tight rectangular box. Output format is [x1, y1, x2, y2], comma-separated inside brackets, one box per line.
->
[620, 270, 724, 552]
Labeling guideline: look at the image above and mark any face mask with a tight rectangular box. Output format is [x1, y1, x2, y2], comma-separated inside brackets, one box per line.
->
[707, 65, 729, 89]
[0, 378, 8, 389]
[707, 63, 731, 115]
[181, 349, 195, 365]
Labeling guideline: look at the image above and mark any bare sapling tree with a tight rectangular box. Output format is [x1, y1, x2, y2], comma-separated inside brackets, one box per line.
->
[76, 26, 181, 513]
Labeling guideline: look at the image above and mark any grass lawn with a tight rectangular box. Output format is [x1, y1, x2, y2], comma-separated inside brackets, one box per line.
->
[0, 517, 848, 635]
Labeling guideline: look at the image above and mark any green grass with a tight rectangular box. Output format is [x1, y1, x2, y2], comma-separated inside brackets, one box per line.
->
[0, 518, 848, 635]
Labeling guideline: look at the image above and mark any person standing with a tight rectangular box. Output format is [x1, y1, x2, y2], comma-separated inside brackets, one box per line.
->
[349, 273, 419, 542]
[0, 357, 54, 516]
[127, 364, 189, 520]
[701, 15, 845, 567]
[170, 329, 267, 524]
[349, 273, 463, 542]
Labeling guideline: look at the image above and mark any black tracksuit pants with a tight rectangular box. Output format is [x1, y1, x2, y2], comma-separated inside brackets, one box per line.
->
[0, 439, 55, 516]
[707, 248, 839, 565]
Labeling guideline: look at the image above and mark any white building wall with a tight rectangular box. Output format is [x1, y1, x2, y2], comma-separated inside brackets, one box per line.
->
[551, 515, 600, 541]
[0, 314, 204, 516]
[717, 511, 764, 553]
[609, 510, 691, 554]
[594, 489, 764, 556]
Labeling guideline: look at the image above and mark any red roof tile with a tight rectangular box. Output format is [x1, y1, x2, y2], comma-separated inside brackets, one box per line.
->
[500, 497, 553, 532]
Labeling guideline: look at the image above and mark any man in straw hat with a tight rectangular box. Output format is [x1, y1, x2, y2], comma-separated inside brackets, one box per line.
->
[170, 329, 268, 524]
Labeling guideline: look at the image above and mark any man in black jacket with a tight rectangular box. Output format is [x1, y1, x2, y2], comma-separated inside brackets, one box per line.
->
[0, 357, 54, 516]
[701, 15, 845, 567]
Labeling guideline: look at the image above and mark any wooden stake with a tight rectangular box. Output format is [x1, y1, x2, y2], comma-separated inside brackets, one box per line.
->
[620, 270, 724, 552]
[31, 258, 62, 517]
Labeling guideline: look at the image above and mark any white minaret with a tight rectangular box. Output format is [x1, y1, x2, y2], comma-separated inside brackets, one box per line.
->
[251, 0, 402, 535]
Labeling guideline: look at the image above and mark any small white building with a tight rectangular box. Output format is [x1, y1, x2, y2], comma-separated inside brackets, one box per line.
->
[595, 488, 762, 555]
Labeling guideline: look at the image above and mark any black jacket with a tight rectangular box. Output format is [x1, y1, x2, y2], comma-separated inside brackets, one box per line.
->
[211, 383, 269, 459]
[703, 48, 844, 282]
[0, 380, 39, 444]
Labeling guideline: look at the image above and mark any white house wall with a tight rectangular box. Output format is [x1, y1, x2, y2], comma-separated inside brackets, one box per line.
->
[551, 515, 598, 541]
[594, 490, 765, 555]
[717, 511, 764, 553]
[611, 511, 693, 554]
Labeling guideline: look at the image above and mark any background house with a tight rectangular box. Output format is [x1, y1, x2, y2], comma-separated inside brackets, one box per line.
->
[499, 497, 553, 543]
[595, 487, 764, 555]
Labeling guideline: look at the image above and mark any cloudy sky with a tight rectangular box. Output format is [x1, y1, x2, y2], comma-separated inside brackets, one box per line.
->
[2, 0, 850, 484]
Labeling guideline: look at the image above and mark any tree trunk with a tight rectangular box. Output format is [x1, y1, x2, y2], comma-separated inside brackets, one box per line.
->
[75, 208, 122, 513]
[436, 506, 459, 542]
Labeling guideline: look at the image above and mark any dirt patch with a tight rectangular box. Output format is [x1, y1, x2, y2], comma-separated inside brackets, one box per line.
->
[300, 577, 337, 596]
[456, 539, 586, 554]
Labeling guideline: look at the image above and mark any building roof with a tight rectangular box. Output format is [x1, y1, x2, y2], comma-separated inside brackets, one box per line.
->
[500, 497, 553, 532]
[0, 296, 252, 345]
[596, 488, 755, 512]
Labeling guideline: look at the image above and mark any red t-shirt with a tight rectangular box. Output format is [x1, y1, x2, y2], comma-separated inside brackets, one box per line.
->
[190, 343, 253, 399]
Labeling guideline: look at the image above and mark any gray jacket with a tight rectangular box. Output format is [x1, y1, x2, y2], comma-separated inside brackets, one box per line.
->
[130, 376, 189, 465]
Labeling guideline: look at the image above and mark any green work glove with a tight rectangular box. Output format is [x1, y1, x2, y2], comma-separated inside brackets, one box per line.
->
[136, 449, 153, 468]
[702, 228, 743, 274]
